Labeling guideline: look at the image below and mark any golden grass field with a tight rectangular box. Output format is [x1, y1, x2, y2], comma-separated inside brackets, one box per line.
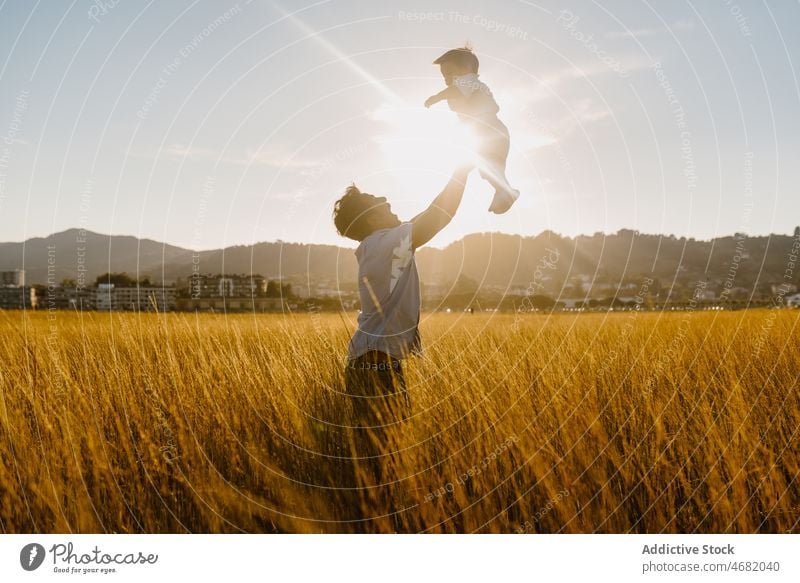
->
[0, 308, 798, 533]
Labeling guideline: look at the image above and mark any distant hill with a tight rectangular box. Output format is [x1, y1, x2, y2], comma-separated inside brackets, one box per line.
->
[0, 229, 194, 286]
[1, 228, 798, 295]
[420, 229, 800, 292]
[0, 229, 360, 285]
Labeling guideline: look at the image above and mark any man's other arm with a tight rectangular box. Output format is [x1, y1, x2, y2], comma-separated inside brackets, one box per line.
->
[410, 166, 472, 250]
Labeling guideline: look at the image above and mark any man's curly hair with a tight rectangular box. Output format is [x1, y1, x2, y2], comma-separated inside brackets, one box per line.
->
[332, 184, 373, 242]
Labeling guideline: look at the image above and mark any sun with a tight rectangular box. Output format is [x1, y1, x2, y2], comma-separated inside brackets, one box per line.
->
[371, 104, 481, 191]
[367, 102, 530, 228]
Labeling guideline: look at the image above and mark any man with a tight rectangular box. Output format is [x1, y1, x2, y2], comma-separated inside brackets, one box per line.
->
[332, 164, 473, 481]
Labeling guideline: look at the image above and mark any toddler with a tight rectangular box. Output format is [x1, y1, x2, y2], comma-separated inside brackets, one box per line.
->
[425, 47, 519, 214]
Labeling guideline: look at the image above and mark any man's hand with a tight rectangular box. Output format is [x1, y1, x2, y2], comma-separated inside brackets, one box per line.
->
[410, 166, 473, 250]
[424, 94, 440, 108]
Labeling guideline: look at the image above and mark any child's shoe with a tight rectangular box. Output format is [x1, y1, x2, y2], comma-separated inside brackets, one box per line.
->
[488, 188, 520, 214]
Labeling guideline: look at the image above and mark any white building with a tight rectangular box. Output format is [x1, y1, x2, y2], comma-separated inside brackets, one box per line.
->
[0, 286, 35, 309]
[94, 284, 176, 311]
[698, 289, 717, 301]
[0, 269, 25, 287]
[772, 283, 798, 295]
[189, 273, 266, 298]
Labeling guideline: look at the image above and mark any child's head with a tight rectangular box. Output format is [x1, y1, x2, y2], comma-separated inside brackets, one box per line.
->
[433, 46, 479, 86]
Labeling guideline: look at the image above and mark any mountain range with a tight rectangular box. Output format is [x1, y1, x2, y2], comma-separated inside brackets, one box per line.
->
[1, 228, 798, 294]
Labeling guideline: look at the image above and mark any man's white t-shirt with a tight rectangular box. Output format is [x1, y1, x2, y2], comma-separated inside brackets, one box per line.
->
[347, 222, 422, 361]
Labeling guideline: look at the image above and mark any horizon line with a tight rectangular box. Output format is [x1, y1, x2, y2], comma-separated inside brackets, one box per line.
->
[2, 225, 798, 252]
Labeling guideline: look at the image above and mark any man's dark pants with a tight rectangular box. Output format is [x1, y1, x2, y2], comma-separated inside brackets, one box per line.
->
[345, 350, 411, 483]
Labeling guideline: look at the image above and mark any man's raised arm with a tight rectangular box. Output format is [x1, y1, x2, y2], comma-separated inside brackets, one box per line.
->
[410, 165, 472, 250]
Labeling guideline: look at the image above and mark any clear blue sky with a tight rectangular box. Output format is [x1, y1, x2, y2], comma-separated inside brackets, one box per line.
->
[0, 0, 798, 250]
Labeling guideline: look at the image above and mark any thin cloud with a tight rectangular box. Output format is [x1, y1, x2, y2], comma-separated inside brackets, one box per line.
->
[137, 143, 325, 169]
[549, 99, 612, 137]
[604, 28, 660, 40]
[541, 54, 655, 85]
[502, 53, 656, 110]
[230, 148, 322, 169]
[604, 20, 695, 39]
[672, 20, 696, 31]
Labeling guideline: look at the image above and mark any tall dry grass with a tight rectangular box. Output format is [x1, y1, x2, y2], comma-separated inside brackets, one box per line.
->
[0, 308, 798, 533]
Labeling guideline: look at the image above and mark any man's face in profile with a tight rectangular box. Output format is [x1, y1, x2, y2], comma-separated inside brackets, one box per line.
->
[359, 192, 400, 231]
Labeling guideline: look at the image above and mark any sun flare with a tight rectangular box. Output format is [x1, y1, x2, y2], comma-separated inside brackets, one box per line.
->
[371, 105, 481, 187]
